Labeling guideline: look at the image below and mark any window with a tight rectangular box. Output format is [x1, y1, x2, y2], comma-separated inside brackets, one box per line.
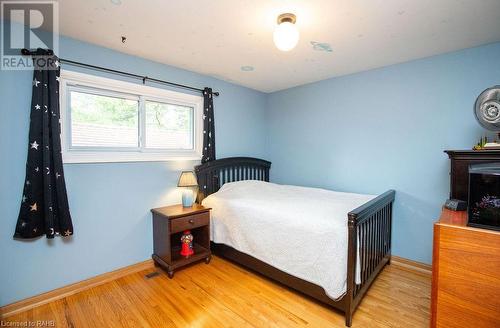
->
[144, 101, 194, 149]
[70, 90, 139, 148]
[60, 70, 203, 163]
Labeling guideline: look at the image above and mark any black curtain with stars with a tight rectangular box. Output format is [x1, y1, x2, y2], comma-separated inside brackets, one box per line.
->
[201, 87, 215, 163]
[14, 49, 73, 239]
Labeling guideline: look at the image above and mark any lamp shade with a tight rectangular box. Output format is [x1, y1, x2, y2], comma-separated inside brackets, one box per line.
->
[177, 171, 198, 187]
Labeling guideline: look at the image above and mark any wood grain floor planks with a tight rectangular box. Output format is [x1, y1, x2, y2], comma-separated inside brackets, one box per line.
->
[2, 256, 430, 327]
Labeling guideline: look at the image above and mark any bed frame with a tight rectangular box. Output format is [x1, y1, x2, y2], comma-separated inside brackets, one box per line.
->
[195, 157, 395, 326]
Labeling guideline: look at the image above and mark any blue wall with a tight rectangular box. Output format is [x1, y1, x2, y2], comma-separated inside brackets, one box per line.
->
[0, 36, 267, 306]
[1, 29, 499, 306]
[266, 42, 500, 264]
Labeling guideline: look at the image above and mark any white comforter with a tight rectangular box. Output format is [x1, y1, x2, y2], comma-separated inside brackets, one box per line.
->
[202, 180, 375, 300]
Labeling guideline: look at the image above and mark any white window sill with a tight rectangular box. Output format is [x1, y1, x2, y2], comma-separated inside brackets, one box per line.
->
[62, 151, 202, 164]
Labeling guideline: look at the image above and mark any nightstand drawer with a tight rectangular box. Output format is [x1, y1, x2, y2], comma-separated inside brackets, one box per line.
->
[171, 212, 209, 233]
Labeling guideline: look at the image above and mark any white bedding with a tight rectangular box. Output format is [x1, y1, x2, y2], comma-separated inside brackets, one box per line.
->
[202, 180, 376, 300]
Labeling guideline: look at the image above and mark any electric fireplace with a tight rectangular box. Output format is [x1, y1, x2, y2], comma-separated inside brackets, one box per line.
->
[468, 162, 500, 231]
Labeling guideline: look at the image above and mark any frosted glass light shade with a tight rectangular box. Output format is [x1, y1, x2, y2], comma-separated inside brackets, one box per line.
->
[273, 22, 299, 51]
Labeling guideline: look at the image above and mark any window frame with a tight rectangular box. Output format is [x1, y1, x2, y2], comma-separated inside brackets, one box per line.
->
[60, 70, 203, 163]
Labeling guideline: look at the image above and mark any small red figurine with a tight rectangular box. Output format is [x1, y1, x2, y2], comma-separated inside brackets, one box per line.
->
[180, 230, 194, 258]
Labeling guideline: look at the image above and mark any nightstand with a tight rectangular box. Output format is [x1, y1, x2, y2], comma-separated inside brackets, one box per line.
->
[151, 204, 211, 278]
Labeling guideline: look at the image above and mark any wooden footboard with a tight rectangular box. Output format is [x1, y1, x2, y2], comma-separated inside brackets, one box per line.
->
[344, 190, 395, 326]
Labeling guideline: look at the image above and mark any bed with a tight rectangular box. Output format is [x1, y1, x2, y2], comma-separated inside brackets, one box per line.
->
[195, 157, 395, 326]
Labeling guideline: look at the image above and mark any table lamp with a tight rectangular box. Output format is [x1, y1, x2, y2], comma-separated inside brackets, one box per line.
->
[178, 171, 198, 207]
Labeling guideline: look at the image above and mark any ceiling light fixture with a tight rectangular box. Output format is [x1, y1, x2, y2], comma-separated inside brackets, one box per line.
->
[273, 13, 299, 52]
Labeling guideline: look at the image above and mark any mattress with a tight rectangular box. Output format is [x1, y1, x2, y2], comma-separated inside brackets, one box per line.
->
[202, 180, 375, 300]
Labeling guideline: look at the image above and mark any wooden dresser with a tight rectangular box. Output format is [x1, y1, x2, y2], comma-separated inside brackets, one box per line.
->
[431, 209, 500, 327]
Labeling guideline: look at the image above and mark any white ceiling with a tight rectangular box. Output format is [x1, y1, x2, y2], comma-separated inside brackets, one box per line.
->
[53, 0, 500, 92]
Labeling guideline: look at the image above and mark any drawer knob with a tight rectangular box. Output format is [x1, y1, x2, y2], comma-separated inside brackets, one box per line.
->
[188, 219, 194, 224]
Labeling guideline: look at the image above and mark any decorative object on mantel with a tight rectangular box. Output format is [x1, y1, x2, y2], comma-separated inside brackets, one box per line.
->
[177, 171, 198, 207]
[472, 135, 491, 150]
[473, 85, 500, 150]
[14, 49, 73, 239]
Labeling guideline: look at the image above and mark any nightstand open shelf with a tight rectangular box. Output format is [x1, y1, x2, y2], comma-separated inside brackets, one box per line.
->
[151, 204, 211, 278]
[171, 243, 210, 266]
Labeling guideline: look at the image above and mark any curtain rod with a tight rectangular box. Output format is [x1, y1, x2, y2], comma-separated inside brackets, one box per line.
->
[20, 49, 220, 97]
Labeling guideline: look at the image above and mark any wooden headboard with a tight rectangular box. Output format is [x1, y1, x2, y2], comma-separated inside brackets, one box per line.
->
[194, 157, 271, 202]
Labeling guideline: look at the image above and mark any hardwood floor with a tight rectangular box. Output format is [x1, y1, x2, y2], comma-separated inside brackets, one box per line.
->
[2, 256, 430, 327]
